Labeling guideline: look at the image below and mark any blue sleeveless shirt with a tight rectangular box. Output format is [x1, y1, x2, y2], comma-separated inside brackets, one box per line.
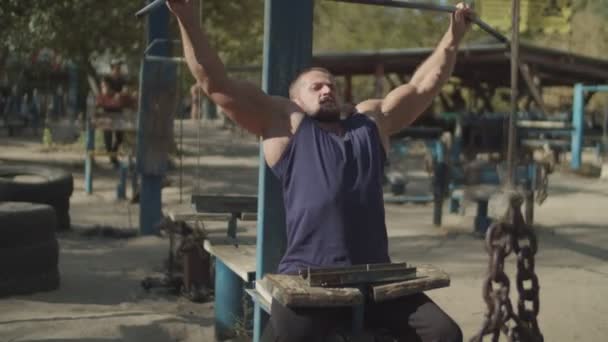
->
[271, 114, 390, 274]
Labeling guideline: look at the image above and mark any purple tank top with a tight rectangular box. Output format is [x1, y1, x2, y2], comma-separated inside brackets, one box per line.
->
[271, 114, 390, 274]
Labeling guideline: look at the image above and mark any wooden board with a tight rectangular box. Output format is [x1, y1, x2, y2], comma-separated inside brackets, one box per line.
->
[517, 120, 571, 129]
[191, 194, 258, 214]
[463, 184, 499, 201]
[247, 287, 272, 313]
[371, 264, 450, 302]
[258, 264, 450, 308]
[168, 212, 257, 222]
[203, 240, 257, 282]
[259, 274, 364, 308]
[92, 110, 137, 131]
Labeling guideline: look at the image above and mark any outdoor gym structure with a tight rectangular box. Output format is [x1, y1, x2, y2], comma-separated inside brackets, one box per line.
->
[136, 0, 544, 341]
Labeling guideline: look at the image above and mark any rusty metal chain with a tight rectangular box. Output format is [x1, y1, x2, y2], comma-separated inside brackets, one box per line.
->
[471, 194, 543, 342]
[534, 162, 551, 205]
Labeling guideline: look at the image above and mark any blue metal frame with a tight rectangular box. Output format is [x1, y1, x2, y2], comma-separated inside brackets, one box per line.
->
[253, 1, 314, 341]
[137, 2, 172, 235]
[215, 259, 244, 340]
[85, 100, 95, 194]
[571, 83, 608, 170]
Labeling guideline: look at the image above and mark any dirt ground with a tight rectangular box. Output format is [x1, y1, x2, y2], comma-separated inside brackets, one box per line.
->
[0, 120, 606, 342]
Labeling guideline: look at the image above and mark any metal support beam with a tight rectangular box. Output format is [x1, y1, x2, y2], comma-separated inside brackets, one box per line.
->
[344, 74, 353, 103]
[519, 63, 547, 114]
[215, 259, 244, 340]
[571, 83, 584, 170]
[84, 95, 95, 195]
[330, 0, 508, 43]
[137, 1, 173, 235]
[507, 0, 520, 187]
[254, 1, 314, 341]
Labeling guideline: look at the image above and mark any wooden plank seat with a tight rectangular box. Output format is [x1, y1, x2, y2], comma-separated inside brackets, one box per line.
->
[203, 239, 257, 282]
[461, 184, 499, 201]
[92, 110, 138, 131]
[254, 264, 450, 312]
[191, 194, 257, 214]
[190, 194, 258, 240]
[168, 211, 257, 223]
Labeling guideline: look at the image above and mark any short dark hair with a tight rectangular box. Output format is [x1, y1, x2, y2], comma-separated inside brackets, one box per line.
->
[288, 67, 332, 99]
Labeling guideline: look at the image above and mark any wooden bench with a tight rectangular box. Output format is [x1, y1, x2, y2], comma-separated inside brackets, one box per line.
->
[246, 264, 450, 339]
[190, 194, 257, 241]
[252, 264, 449, 310]
[168, 195, 259, 340]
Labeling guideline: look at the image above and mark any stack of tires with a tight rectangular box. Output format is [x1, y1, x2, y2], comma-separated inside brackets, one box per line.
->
[0, 165, 73, 231]
[0, 202, 60, 297]
[0, 165, 73, 297]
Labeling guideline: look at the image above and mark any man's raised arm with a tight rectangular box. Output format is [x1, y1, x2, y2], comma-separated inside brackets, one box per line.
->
[169, 0, 278, 136]
[359, 2, 473, 136]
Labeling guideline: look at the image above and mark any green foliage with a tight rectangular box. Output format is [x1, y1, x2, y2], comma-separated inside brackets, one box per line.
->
[201, 0, 265, 66]
[314, 1, 451, 52]
[2, 1, 144, 70]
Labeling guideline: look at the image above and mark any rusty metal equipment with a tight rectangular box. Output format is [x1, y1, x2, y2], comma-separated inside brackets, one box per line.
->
[471, 1, 544, 341]
[141, 217, 213, 302]
[332, 0, 508, 43]
[299, 262, 418, 287]
[470, 193, 543, 342]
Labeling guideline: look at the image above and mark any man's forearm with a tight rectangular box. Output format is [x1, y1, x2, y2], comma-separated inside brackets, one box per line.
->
[409, 30, 460, 94]
[176, 14, 228, 94]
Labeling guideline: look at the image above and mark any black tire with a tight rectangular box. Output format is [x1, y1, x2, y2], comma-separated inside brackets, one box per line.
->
[52, 197, 71, 232]
[0, 202, 57, 248]
[0, 267, 60, 298]
[0, 239, 59, 278]
[0, 165, 73, 231]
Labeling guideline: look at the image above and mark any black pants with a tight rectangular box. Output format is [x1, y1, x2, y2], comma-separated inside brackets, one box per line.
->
[261, 293, 462, 342]
[103, 130, 124, 154]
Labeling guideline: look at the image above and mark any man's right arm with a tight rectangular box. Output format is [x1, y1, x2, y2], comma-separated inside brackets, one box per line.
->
[171, 2, 279, 137]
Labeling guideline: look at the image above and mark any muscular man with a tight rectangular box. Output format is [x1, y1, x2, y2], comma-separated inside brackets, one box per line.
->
[168, 1, 472, 341]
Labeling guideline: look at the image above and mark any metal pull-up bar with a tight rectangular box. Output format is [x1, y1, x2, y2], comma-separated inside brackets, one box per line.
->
[330, 0, 508, 43]
[136, 0, 507, 43]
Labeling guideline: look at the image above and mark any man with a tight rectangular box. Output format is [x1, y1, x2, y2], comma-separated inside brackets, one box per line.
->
[105, 59, 127, 94]
[168, 1, 472, 341]
[96, 78, 124, 167]
[102, 60, 127, 167]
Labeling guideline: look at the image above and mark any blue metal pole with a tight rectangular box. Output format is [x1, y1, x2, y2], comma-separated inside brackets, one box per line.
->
[203, 97, 218, 120]
[85, 94, 95, 195]
[117, 161, 128, 200]
[253, 1, 313, 341]
[571, 83, 584, 170]
[432, 140, 446, 226]
[585, 85, 608, 92]
[215, 259, 244, 340]
[137, 1, 171, 235]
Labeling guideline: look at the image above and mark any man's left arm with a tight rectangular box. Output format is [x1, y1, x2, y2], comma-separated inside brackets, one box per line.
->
[359, 3, 473, 136]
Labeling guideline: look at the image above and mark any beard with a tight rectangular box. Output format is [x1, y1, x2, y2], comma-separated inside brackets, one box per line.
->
[312, 101, 341, 122]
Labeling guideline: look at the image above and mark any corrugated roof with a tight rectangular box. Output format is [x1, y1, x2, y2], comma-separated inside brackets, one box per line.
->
[312, 43, 608, 86]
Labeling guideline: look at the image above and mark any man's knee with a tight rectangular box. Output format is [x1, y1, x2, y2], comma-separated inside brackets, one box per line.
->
[266, 300, 348, 342]
[434, 317, 462, 342]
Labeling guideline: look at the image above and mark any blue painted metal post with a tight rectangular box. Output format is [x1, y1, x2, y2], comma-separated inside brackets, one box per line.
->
[474, 200, 490, 234]
[137, 2, 171, 235]
[215, 259, 244, 340]
[571, 83, 584, 170]
[85, 93, 95, 194]
[432, 141, 447, 226]
[203, 97, 218, 120]
[253, 1, 313, 341]
[117, 161, 128, 200]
